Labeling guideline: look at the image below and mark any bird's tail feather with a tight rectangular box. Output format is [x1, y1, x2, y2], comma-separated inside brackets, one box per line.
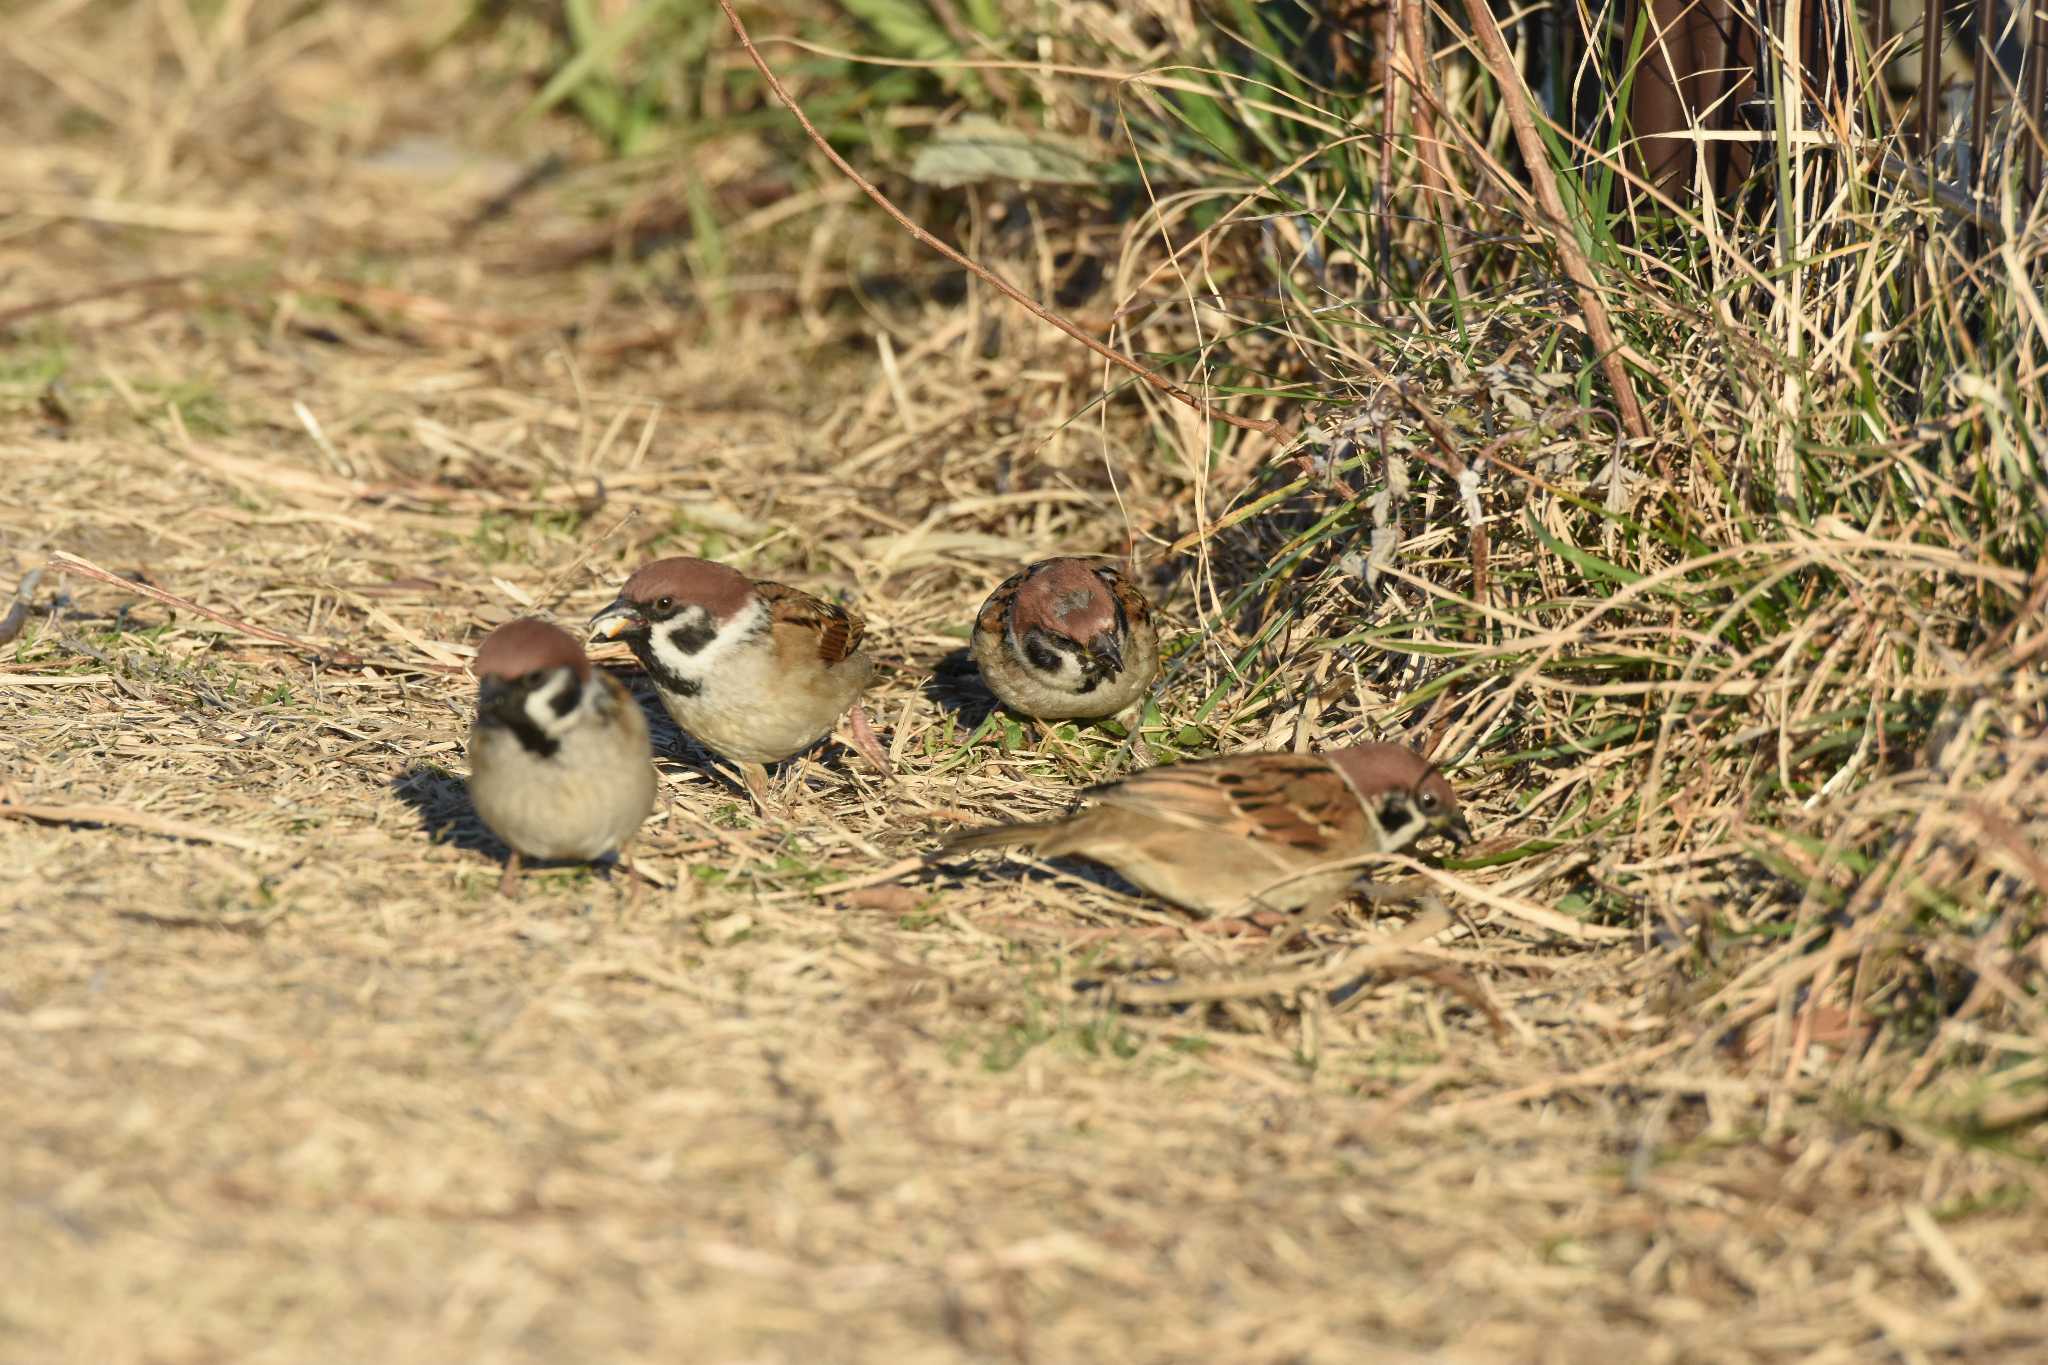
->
[938, 819, 1068, 857]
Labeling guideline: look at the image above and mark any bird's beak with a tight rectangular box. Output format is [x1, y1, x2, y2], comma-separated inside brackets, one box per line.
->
[1443, 812, 1473, 849]
[588, 599, 644, 642]
[1088, 632, 1124, 675]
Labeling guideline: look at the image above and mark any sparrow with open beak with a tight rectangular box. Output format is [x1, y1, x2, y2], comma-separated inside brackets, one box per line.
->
[588, 556, 890, 802]
[941, 742, 1468, 918]
[971, 556, 1160, 721]
[467, 617, 657, 896]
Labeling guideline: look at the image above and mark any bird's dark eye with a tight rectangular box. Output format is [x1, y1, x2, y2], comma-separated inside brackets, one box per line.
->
[1419, 791, 1440, 811]
[655, 596, 674, 613]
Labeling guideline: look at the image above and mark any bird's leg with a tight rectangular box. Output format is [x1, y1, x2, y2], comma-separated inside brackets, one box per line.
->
[738, 760, 773, 815]
[498, 849, 523, 898]
[843, 704, 893, 780]
[620, 852, 646, 914]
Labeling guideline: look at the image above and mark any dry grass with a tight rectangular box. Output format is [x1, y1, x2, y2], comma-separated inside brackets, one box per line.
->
[2, 2, 2045, 1361]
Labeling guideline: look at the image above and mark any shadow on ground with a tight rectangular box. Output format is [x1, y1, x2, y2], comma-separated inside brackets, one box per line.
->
[919, 645, 1000, 727]
[389, 760, 503, 862]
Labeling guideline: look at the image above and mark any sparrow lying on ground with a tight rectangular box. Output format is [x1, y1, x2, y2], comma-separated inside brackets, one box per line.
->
[971, 556, 1160, 721]
[588, 556, 890, 801]
[467, 617, 657, 896]
[941, 743, 1468, 918]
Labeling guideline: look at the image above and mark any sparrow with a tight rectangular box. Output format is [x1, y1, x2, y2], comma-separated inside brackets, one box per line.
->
[971, 556, 1160, 721]
[941, 743, 1468, 918]
[466, 617, 657, 896]
[588, 556, 891, 801]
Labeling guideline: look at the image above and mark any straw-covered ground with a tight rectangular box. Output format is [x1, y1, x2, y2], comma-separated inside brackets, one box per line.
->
[3, 2, 2044, 1361]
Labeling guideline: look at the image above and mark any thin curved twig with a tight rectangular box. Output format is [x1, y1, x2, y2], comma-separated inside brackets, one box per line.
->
[1455, 0, 1649, 443]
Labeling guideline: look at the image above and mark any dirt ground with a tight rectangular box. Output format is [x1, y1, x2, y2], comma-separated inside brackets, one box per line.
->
[3, 4, 2044, 1362]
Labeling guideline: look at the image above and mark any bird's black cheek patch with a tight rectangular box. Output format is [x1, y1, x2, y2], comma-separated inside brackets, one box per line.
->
[1022, 631, 1068, 674]
[1025, 629, 1111, 692]
[548, 677, 583, 718]
[665, 616, 717, 655]
[644, 655, 703, 699]
[496, 708, 560, 759]
[515, 726, 561, 759]
[623, 634, 704, 700]
[1380, 798, 1419, 834]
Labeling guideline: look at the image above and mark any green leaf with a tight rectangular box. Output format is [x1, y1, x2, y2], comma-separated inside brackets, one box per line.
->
[908, 115, 1102, 188]
[522, 0, 675, 128]
[839, 0, 955, 62]
[959, 0, 1003, 37]
[1169, 88, 1245, 163]
[1524, 511, 1649, 589]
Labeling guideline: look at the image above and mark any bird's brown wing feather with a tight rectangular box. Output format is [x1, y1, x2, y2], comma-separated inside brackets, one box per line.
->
[757, 581, 866, 665]
[1099, 565, 1153, 630]
[1086, 753, 1368, 852]
[975, 566, 1028, 641]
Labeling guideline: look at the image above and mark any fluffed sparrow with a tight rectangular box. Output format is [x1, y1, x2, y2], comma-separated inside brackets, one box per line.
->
[467, 617, 657, 895]
[942, 743, 1468, 917]
[588, 556, 890, 800]
[971, 556, 1160, 721]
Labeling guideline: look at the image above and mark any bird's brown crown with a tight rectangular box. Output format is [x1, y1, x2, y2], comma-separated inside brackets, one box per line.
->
[621, 556, 756, 620]
[1325, 742, 1453, 805]
[474, 618, 591, 681]
[1012, 558, 1117, 642]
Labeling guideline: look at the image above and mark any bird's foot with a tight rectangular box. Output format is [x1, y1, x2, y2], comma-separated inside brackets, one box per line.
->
[844, 705, 893, 780]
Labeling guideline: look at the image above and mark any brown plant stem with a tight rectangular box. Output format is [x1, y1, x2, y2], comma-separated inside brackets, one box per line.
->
[1455, 0, 1649, 442]
[713, 0, 1281, 439]
[1396, 0, 1470, 298]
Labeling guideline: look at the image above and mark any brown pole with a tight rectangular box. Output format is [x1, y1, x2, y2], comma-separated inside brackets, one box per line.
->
[1970, 0, 1996, 196]
[1920, 0, 1945, 157]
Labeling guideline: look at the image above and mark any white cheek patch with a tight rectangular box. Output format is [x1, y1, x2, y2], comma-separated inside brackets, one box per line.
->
[1009, 623, 1090, 687]
[1042, 650, 1091, 688]
[520, 669, 593, 740]
[1374, 795, 1425, 852]
[646, 599, 766, 683]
